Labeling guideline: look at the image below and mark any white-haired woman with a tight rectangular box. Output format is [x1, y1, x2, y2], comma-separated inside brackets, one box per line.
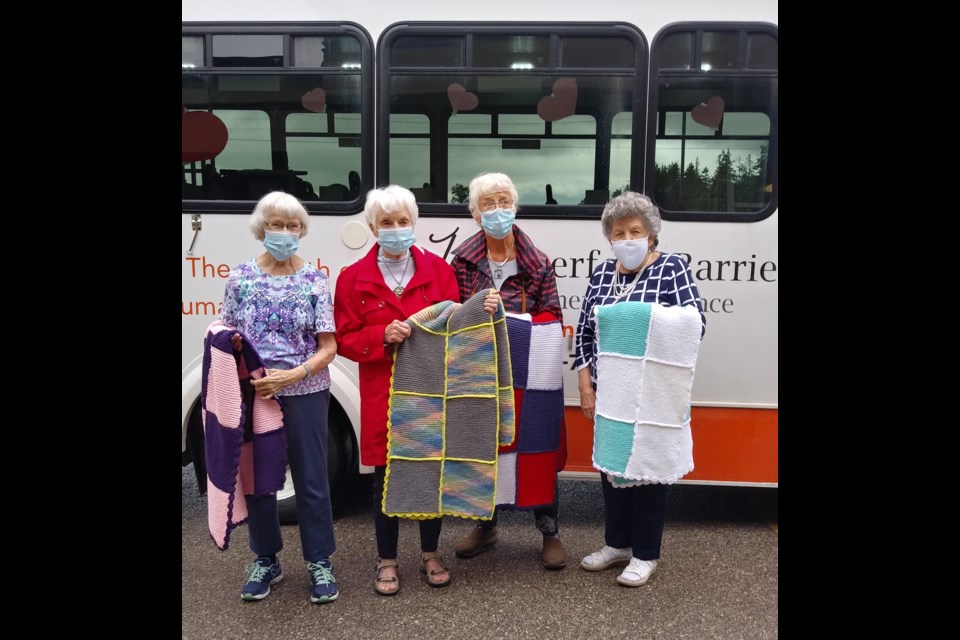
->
[219, 191, 339, 604]
[335, 185, 467, 595]
[575, 191, 705, 588]
[450, 172, 568, 570]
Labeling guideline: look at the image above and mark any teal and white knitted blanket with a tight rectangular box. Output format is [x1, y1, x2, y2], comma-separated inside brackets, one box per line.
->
[383, 290, 513, 519]
[593, 302, 702, 485]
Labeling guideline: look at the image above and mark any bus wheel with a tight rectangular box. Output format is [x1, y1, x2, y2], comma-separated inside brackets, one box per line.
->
[278, 401, 357, 525]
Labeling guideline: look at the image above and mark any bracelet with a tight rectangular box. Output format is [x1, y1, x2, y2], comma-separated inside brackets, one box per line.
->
[301, 364, 311, 379]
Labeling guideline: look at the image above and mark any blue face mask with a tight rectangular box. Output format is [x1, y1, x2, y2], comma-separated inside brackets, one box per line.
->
[378, 227, 416, 255]
[264, 231, 300, 261]
[481, 208, 516, 240]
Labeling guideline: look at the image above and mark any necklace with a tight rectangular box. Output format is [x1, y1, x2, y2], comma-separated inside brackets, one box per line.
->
[381, 254, 411, 298]
[488, 251, 512, 279]
[613, 256, 653, 301]
[613, 269, 640, 301]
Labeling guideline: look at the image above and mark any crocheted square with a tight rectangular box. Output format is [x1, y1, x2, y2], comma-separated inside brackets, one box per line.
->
[517, 388, 564, 453]
[505, 314, 531, 389]
[636, 360, 694, 426]
[387, 394, 445, 458]
[448, 296, 500, 332]
[494, 451, 517, 505]
[390, 329, 447, 395]
[515, 451, 557, 508]
[597, 302, 651, 358]
[440, 460, 496, 519]
[494, 316, 512, 387]
[445, 396, 499, 462]
[595, 354, 644, 423]
[382, 459, 442, 516]
[498, 385, 515, 447]
[447, 326, 498, 397]
[592, 414, 634, 475]
[526, 321, 564, 390]
[623, 422, 685, 482]
[645, 304, 703, 367]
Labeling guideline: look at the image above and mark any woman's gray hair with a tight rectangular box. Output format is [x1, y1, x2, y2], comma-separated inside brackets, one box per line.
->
[249, 191, 310, 240]
[364, 185, 419, 227]
[468, 172, 519, 218]
[601, 191, 661, 247]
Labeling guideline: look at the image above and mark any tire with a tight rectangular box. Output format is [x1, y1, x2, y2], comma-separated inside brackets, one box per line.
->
[278, 400, 357, 525]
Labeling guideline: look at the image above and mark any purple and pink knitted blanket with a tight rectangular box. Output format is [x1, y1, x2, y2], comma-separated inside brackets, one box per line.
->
[202, 321, 287, 550]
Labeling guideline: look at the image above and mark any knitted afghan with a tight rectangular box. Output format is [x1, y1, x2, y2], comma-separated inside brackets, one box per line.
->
[494, 313, 565, 509]
[383, 291, 513, 520]
[592, 302, 702, 485]
[202, 321, 287, 550]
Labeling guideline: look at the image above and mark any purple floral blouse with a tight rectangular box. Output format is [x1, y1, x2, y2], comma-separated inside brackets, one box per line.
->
[221, 260, 335, 396]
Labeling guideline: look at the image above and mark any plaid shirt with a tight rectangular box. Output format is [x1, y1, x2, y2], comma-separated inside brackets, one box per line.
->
[575, 254, 705, 381]
[450, 225, 562, 318]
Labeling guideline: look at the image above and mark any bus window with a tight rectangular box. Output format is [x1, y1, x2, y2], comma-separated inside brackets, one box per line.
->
[647, 24, 778, 220]
[181, 25, 373, 210]
[380, 24, 647, 214]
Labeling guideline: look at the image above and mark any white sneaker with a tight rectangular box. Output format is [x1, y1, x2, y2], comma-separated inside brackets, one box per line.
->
[580, 545, 632, 571]
[616, 557, 658, 587]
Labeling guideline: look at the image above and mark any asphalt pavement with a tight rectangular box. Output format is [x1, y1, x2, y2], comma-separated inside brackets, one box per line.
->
[183, 466, 777, 640]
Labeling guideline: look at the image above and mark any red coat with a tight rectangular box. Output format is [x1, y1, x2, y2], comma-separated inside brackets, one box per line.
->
[334, 244, 460, 466]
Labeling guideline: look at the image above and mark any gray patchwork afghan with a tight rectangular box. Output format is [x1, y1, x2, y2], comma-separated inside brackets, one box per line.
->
[382, 290, 514, 520]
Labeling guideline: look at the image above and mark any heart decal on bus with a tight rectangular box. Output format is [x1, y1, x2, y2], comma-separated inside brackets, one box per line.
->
[691, 96, 725, 129]
[538, 77, 577, 122]
[302, 88, 327, 113]
[448, 83, 479, 112]
[182, 100, 228, 163]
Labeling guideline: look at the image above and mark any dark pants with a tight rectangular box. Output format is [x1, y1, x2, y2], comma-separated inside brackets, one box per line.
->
[373, 465, 441, 559]
[600, 474, 668, 561]
[478, 480, 560, 536]
[246, 390, 336, 563]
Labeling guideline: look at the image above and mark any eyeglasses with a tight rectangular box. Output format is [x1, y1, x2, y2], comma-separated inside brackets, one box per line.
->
[478, 198, 514, 212]
[266, 221, 302, 233]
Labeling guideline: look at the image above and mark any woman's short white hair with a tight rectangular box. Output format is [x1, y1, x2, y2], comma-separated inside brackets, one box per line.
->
[249, 191, 310, 240]
[468, 172, 519, 219]
[600, 192, 661, 247]
[364, 185, 419, 227]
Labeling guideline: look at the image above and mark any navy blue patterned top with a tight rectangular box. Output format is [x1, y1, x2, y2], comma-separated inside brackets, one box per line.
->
[574, 254, 706, 382]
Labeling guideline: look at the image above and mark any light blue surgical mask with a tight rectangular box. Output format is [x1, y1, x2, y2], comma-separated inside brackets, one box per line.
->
[264, 231, 300, 261]
[481, 208, 516, 240]
[611, 236, 648, 270]
[378, 227, 416, 255]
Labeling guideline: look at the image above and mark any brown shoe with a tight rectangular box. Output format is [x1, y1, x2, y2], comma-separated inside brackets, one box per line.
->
[454, 526, 498, 558]
[542, 536, 567, 570]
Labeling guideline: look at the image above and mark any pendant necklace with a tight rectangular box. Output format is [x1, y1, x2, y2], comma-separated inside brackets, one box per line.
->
[382, 254, 411, 298]
[488, 251, 511, 279]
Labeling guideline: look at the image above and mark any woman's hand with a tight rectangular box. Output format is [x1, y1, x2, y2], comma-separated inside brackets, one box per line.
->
[231, 334, 243, 352]
[579, 387, 596, 420]
[578, 367, 596, 419]
[384, 319, 412, 345]
[251, 368, 303, 400]
[482, 290, 500, 315]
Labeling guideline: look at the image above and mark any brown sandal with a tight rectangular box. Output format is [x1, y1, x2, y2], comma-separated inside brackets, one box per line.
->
[420, 552, 451, 588]
[374, 558, 400, 596]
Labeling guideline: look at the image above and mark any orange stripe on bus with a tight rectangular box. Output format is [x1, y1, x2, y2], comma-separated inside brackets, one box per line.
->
[563, 406, 778, 485]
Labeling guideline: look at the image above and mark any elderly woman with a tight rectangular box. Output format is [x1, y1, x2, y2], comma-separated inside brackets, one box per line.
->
[450, 172, 568, 570]
[335, 185, 466, 595]
[219, 191, 339, 604]
[575, 191, 706, 587]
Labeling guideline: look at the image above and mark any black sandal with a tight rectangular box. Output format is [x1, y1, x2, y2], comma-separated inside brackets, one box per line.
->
[374, 558, 400, 596]
[420, 552, 451, 588]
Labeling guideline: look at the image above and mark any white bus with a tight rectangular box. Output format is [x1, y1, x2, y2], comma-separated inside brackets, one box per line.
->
[182, 0, 778, 517]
